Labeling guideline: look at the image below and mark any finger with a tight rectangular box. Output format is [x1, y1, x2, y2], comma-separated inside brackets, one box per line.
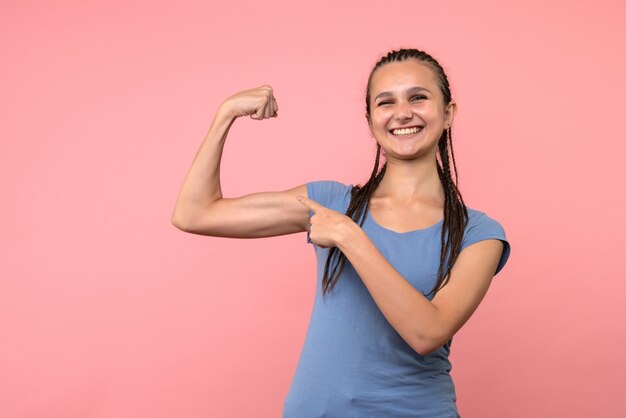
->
[263, 101, 272, 119]
[259, 93, 272, 119]
[268, 101, 276, 117]
[252, 104, 264, 120]
[296, 195, 324, 212]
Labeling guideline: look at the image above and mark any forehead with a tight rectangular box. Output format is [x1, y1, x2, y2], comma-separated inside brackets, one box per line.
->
[370, 59, 439, 94]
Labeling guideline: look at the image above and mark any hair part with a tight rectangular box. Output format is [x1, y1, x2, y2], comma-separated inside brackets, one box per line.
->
[321, 48, 468, 301]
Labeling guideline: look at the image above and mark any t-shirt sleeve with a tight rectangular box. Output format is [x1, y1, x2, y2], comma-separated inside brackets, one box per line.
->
[305, 180, 348, 245]
[461, 212, 511, 276]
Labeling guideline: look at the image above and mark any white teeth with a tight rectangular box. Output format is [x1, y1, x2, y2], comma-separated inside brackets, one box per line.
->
[392, 126, 422, 136]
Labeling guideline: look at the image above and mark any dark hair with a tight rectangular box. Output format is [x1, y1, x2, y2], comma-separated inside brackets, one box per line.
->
[321, 48, 468, 300]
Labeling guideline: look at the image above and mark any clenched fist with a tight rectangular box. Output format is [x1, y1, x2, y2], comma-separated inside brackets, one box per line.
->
[220, 85, 279, 120]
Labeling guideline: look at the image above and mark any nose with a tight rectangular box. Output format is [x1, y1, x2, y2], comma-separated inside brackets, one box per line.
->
[394, 101, 412, 121]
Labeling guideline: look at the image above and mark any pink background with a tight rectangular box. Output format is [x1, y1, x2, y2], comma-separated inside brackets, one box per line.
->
[1, 1, 625, 417]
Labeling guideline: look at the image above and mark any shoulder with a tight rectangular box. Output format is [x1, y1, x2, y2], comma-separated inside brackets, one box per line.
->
[306, 180, 352, 207]
[462, 207, 511, 275]
[464, 207, 506, 233]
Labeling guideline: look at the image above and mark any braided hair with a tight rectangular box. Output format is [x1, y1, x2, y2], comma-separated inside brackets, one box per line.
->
[321, 48, 468, 300]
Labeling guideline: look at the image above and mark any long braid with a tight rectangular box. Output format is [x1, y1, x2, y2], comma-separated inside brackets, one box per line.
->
[321, 143, 386, 298]
[321, 48, 468, 300]
[428, 127, 468, 297]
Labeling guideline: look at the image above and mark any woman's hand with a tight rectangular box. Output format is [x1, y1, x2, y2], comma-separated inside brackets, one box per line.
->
[219, 85, 279, 120]
[296, 195, 357, 249]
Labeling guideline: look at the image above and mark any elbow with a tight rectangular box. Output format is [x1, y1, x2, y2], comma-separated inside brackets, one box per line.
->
[411, 330, 450, 357]
[171, 200, 221, 234]
[411, 338, 437, 357]
[171, 217, 187, 232]
[171, 210, 193, 232]
[407, 333, 431, 356]
[415, 343, 438, 357]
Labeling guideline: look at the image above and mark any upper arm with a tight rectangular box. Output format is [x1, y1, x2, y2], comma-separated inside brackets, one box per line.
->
[173, 183, 310, 238]
[425, 239, 504, 354]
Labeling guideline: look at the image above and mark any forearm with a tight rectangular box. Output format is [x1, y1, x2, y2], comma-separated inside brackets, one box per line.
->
[336, 224, 441, 355]
[171, 106, 236, 227]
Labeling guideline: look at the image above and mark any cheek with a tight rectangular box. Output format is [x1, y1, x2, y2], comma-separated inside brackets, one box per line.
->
[426, 105, 447, 119]
[371, 111, 391, 128]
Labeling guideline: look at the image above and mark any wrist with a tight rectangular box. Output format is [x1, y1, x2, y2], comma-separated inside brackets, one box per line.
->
[216, 102, 237, 123]
[336, 218, 366, 253]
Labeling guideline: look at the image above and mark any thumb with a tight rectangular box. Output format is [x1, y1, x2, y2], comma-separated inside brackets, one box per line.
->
[252, 105, 264, 119]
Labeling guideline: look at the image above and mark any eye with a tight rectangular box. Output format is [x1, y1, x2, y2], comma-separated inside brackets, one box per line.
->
[411, 95, 427, 101]
[378, 100, 392, 106]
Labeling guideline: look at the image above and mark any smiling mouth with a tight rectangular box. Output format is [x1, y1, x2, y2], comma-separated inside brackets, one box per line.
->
[389, 126, 424, 136]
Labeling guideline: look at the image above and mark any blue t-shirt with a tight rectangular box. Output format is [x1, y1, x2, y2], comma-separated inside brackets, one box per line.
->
[283, 180, 511, 418]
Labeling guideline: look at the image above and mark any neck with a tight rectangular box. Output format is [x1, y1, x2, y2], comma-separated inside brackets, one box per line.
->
[374, 155, 444, 205]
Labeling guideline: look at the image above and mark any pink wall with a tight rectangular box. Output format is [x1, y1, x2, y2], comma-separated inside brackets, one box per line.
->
[1, 0, 625, 417]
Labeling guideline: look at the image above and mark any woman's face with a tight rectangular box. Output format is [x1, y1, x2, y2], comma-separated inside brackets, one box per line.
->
[367, 59, 456, 161]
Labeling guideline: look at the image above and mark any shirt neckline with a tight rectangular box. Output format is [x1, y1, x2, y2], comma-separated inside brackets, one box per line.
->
[366, 209, 444, 235]
[343, 183, 445, 235]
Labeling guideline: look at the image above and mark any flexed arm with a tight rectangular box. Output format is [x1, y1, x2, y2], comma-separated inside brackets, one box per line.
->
[172, 86, 310, 238]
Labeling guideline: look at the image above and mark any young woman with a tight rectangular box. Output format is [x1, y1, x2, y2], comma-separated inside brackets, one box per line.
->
[172, 48, 511, 418]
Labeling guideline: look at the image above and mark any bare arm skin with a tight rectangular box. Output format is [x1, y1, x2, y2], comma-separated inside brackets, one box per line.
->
[171, 85, 310, 238]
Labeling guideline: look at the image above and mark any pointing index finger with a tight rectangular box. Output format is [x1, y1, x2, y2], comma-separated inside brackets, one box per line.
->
[296, 195, 322, 212]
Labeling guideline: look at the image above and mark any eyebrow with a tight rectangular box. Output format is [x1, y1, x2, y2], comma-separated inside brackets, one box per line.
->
[374, 86, 432, 102]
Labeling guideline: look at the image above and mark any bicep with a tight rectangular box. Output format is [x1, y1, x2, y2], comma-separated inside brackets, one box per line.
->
[175, 183, 310, 238]
[428, 239, 504, 350]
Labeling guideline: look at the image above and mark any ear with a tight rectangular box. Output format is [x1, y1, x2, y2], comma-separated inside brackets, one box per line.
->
[445, 101, 458, 127]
